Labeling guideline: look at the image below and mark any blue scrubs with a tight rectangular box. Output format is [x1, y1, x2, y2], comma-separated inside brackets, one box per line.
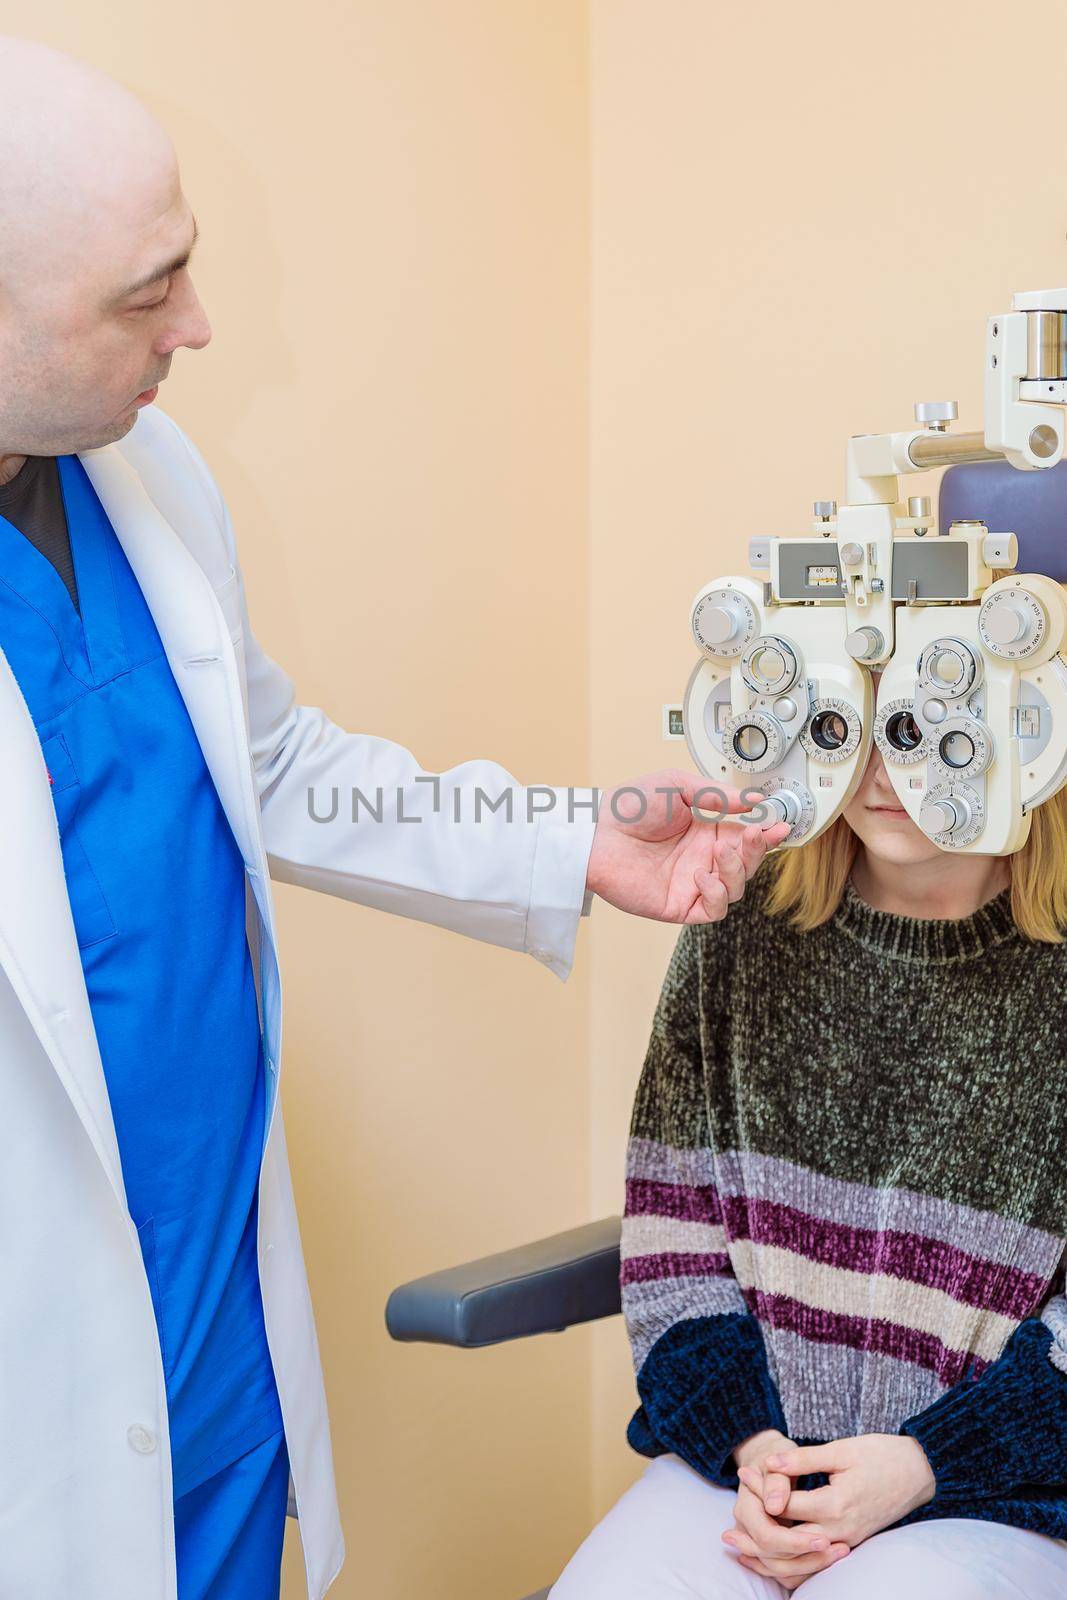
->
[0, 456, 287, 1598]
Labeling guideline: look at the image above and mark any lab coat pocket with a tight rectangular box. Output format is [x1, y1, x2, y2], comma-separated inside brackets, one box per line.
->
[41, 732, 117, 949]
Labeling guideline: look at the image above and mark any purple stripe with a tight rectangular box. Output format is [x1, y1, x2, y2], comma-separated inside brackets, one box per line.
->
[626, 1172, 1050, 1319]
[720, 1194, 1050, 1321]
[620, 1251, 732, 1287]
[626, 1177, 723, 1224]
[743, 1286, 990, 1386]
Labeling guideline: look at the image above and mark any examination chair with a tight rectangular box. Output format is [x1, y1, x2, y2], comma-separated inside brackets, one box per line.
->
[384, 457, 1067, 1600]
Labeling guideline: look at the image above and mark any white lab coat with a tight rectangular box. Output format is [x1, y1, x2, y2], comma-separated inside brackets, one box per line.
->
[0, 404, 596, 1599]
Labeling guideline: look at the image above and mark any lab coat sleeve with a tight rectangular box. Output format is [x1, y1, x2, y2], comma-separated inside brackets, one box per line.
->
[177, 425, 597, 980]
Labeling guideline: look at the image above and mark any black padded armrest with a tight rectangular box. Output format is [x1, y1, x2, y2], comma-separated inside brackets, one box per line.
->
[385, 1217, 622, 1348]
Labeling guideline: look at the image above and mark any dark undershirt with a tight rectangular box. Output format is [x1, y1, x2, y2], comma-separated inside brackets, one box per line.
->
[0, 455, 80, 614]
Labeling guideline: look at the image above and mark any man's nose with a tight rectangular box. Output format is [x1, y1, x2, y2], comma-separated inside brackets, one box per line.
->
[158, 277, 212, 355]
[178, 293, 212, 351]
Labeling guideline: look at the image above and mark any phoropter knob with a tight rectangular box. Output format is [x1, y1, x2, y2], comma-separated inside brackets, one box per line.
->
[978, 585, 1049, 660]
[914, 400, 958, 430]
[700, 605, 740, 645]
[919, 793, 973, 837]
[691, 588, 759, 659]
[845, 626, 885, 662]
[983, 604, 1029, 645]
[762, 789, 801, 829]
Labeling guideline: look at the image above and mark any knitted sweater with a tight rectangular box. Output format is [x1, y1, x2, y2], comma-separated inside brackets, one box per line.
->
[621, 865, 1067, 1543]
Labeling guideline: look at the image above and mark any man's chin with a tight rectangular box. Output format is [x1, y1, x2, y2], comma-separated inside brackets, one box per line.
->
[77, 410, 142, 451]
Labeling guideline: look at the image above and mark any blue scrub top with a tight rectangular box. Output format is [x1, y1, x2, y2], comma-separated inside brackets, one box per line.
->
[0, 456, 283, 1498]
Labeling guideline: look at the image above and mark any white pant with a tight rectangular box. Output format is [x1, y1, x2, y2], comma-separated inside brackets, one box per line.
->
[550, 1455, 1067, 1599]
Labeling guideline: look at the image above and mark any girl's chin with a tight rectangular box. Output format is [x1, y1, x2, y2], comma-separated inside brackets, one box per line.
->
[845, 808, 939, 857]
[858, 826, 941, 865]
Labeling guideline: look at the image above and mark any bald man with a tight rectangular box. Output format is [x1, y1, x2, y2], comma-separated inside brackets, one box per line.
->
[0, 35, 786, 1600]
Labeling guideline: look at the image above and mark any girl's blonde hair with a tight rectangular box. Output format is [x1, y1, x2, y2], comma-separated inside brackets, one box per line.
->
[763, 783, 1067, 943]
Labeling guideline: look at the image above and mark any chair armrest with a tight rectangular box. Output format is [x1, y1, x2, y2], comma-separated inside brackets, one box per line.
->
[385, 1216, 622, 1348]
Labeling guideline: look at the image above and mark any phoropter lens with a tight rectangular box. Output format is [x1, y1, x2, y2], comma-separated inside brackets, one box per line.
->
[884, 710, 923, 752]
[733, 724, 768, 761]
[808, 709, 848, 751]
[939, 730, 976, 769]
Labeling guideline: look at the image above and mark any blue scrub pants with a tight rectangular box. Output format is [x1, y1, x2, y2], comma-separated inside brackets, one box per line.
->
[174, 1431, 290, 1600]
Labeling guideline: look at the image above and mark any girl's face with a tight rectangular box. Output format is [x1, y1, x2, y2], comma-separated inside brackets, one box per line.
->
[841, 672, 946, 867]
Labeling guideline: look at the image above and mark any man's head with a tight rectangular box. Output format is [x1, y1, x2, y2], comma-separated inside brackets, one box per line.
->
[0, 37, 210, 457]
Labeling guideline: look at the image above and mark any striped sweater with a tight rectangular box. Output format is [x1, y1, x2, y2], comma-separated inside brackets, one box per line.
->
[621, 865, 1067, 1541]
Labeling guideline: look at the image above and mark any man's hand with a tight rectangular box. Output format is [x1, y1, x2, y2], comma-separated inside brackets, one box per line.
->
[585, 769, 791, 924]
[720, 1430, 848, 1590]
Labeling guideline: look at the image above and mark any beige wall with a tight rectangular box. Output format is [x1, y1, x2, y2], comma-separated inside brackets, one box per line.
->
[13, 1, 1067, 1594]
[588, 0, 1067, 1518]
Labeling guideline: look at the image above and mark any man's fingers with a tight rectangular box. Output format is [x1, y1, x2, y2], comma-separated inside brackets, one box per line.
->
[687, 869, 730, 924]
[716, 816, 783, 849]
[706, 822, 790, 899]
[712, 819, 748, 850]
[713, 837, 747, 901]
[718, 816, 791, 870]
[644, 770, 797, 835]
[666, 771, 758, 819]
[686, 806, 792, 924]
[741, 818, 792, 856]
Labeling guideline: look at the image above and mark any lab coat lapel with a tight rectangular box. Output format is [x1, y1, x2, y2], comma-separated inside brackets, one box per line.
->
[77, 444, 262, 877]
[0, 652, 127, 1206]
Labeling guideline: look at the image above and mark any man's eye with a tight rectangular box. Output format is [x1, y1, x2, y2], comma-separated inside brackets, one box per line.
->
[132, 285, 171, 314]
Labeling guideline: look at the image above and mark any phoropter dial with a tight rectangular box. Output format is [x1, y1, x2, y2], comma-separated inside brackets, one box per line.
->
[929, 716, 994, 780]
[754, 778, 816, 842]
[918, 637, 982, 700]
[873, 697, 929, 766]
[691, 587, 759, 659]
[721, 708, 786, 772]
[799, 697, 863, 765]
[918, 781, 984, 848]
[978, 587, 1048, 660]
[740, 635, 799, 696]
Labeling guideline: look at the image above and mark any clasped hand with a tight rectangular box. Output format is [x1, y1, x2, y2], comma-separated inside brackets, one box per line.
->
[720, 1429, 936, 1589]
